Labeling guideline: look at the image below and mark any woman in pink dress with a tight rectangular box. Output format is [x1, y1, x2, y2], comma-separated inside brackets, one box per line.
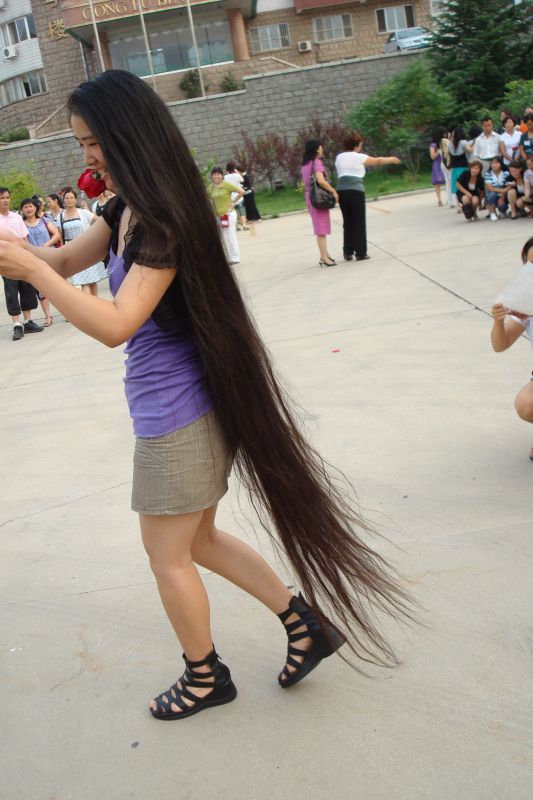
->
[301, 139, 339, 267]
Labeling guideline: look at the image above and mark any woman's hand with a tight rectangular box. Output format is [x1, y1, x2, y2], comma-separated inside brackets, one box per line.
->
[0, 228, 26, 247]
[0, 241, 44, 283]
[491, 303, 508, 322]
[333, 190, 339, 203]
[389, 157, 401, 165]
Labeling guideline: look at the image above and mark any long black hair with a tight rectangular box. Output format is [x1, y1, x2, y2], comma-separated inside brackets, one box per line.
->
[302, 139, 322, 165]
[68, 71, 412, 664]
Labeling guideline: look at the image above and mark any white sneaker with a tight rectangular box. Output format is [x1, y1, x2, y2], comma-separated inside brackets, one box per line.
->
[490, 212, 498, 222]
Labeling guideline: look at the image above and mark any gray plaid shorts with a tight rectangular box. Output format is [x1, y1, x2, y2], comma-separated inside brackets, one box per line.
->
[131, 412, 232, 515]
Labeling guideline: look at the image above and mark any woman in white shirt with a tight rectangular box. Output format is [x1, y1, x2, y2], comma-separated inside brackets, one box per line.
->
[499, 116, 522, 166]
[335, 134, 400, 261]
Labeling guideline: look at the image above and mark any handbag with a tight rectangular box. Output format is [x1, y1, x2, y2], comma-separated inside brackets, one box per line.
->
[309, 161, 335, 210]
[219, 214, 229, 228]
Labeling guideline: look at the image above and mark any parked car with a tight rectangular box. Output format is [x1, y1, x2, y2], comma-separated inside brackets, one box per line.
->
[383, 27, 433, 53]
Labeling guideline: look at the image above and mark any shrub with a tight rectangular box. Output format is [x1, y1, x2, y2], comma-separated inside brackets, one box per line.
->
[347, 59, 453, 178]
[179, 70, 209, 99]
[0, 127, 30, 143]
[0, 166, 41, 209]
[502, 80, 533, 120]
[220, 73, 243, 93]
[296, 117, 353, 178]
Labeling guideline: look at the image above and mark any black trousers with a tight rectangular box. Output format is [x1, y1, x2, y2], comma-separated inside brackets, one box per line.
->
[3, 277, 38, 317]
[338, 189, 367, 258]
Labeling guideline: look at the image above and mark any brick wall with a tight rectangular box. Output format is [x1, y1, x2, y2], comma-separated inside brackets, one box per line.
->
[0, 51, 419, 191]
[0, 0, 97, 134]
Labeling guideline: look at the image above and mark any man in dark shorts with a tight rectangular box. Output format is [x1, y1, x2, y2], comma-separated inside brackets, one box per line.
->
[0, 187, 43, 340]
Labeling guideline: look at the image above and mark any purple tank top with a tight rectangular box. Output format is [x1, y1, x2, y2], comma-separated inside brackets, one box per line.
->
[107, 249, 213, 438]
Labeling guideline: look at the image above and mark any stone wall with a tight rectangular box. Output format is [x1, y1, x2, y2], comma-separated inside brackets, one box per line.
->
[0, 51, 418, 192]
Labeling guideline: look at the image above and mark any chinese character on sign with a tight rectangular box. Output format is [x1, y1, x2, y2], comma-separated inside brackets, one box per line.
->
[44, 0, 58, 7]
[47, 18, 67, 39]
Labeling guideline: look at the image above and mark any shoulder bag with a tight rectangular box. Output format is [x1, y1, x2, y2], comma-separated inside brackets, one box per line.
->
[309, 160, 335, 210]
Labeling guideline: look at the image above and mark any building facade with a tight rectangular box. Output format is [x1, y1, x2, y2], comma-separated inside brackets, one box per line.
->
[0, 0, 432, 133]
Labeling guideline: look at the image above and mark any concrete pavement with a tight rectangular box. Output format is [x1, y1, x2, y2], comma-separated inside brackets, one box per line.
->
[1, 193, 532, 799]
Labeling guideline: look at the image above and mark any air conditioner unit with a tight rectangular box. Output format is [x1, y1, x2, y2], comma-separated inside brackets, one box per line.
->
[0, 0, 6, 9]
[297, 41, 312, 53]
[3, 45, 17, 60]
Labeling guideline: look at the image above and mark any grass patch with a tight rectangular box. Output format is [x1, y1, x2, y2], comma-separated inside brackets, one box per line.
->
[255, 170, 432, 216]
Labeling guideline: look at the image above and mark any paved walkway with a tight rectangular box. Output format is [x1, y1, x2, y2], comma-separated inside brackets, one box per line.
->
[1, 194, 532, 799]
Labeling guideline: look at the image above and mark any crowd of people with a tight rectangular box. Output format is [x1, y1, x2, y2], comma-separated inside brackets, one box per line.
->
[430, 111, 533, 222]
[0, 185, 114, 340]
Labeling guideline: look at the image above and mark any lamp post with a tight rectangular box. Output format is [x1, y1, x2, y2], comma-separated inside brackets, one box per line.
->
[86, 0, 105, 73]
[136, 0, 157, 91]
[185, 0, 205, 98]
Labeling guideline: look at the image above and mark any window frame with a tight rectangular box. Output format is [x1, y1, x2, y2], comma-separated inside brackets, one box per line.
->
[0, 15, 36, 48]
[0, 69, 48, 108]
[376, 5, 415, 34]
[313, 13, 354, 43]
[249, 22, 291, 53]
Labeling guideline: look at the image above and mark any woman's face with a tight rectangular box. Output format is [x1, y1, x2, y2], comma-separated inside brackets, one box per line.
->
[212, 172, 223, 186]
[64, 192, 77, 208]
[471, 164, 481, 177]
[71, 114, 116, 192]
[22, 202, 36, 219]
[504, 118, 515, 134]
[317, 144, 324, 157]
[509, 166, 521, 180]
[46, 196, 58, 211]
[491, 159, 501, 173]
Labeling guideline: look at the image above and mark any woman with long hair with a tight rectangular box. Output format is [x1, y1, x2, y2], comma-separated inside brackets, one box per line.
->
[335, 133, 400, 261]
[0, 71, 410, 721]
[301, 139, 339, 267]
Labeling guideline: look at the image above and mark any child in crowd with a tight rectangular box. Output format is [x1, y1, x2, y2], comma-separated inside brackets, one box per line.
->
[491, 236, 533, 459]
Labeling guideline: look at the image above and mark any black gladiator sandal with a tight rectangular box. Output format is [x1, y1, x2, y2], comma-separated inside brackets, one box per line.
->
[150, 647, 237, 720]
[277, 593, 346, 688]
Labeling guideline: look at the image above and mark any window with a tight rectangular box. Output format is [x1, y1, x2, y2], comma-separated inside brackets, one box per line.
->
[313, 14, 353, 42]
[430, 0, 446, 14]
[0, 69, 47, 108]
[249, 23, 290, 53]
[108, 18, 233, 78]
[0, 15, 37, 47]
[376, 5, 415, 33]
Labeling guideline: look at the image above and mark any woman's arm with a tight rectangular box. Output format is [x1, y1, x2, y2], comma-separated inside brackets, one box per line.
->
[315, 171, 339, 202]
[0, 215, 111, 278]
[362, 156, 401, 168]
[429, 145, 438, 160]
[0, 241, 175, 348]
[455, 179, 471, 198]
[491, 304, 525, 352]
[44, 220, 61, 247]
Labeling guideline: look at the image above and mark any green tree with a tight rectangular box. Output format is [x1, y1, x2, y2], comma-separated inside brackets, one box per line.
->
[0, 166, 41, 209]
[430, 0, 533, 121]
[346, 59, 453, 177]
[502, 79, 533, 119]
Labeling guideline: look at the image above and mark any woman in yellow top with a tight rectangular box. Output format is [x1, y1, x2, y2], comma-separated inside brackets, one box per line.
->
[207, 167, 244, 265]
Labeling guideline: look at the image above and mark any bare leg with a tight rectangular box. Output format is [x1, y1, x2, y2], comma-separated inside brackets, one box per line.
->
[80, 284, 91, 294]
[435, 184, 442, 205]
[192, 506, 311, 675]
[40, 296, 52, 324]
[89, 283, 98, 296]
[317, 235, 335, 264]
[508, 188, 518, 216]
[141, 510, 217, 712]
